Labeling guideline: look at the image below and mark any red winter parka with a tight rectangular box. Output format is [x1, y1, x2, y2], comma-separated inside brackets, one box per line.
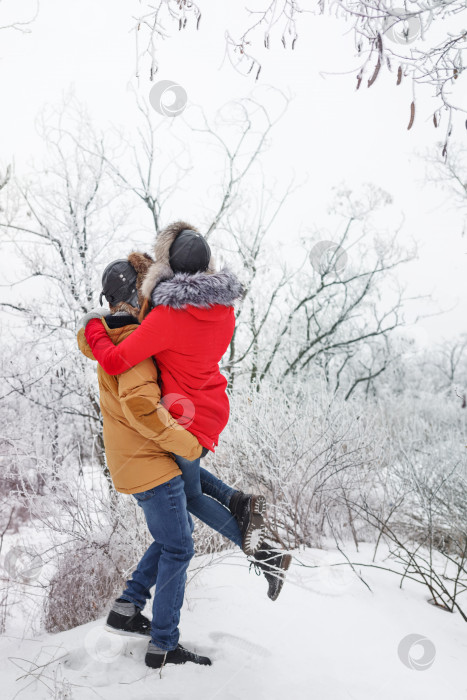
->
[85, 268, 243, 452]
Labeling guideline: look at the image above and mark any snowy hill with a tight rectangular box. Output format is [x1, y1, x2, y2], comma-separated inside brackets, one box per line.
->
[1, 545, 466, 700]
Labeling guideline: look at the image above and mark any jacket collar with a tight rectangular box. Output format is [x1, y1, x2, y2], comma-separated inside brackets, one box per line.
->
[104, 313, 140, 329]
[150, 267, 244, 310]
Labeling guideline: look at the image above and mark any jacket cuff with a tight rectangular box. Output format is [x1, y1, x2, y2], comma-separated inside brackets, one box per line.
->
[78, 308, 108, 332]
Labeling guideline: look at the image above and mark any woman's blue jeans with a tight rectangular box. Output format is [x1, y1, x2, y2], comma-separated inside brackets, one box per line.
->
[175, 455, 242, 549]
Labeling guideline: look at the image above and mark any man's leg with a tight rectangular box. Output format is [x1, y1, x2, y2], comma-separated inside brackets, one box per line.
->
[119, 539, 162, 609]
[133, 475, 194, 651]
[106, 527, 163, 638]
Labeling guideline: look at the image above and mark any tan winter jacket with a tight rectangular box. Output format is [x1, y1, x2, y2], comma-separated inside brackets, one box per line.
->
[77, 318, 202, 494]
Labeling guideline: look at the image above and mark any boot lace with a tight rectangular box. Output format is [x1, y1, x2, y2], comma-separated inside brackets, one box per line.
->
[249, 560, 262, 577]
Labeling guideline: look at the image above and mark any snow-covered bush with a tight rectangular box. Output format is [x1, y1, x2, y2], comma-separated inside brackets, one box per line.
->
[211, 380, 386, 549]
[13, 463, 150, 633]
[355, 391, 467, 618]
[44, 539, 129, 633]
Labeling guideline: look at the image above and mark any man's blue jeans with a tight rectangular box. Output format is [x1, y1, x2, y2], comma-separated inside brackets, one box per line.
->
[120, 475, 194, 651]
[175, 455, 243, 549]
[120, 459, 242, 649]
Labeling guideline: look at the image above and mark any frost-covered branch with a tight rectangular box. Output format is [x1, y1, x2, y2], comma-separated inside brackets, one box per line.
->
[133, 1, 467, 150]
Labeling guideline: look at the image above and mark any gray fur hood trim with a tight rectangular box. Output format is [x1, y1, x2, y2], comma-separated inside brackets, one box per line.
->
[141, 220, 216, 300]
[150, 268, 244, 309]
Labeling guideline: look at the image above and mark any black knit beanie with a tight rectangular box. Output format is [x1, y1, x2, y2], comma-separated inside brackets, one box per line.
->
[169, 229, 211, 274]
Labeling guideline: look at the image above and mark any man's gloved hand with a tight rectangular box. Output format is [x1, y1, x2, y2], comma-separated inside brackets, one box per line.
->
[78, 307, 108, 333]
[200, 446, 210, 459]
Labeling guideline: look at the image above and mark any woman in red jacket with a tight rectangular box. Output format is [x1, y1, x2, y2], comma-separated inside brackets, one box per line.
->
[84, 222, 291, 601]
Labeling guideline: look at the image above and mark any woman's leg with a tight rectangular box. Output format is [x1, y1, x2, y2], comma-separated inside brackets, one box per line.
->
[199, 466, 237, 508]
[174, 454, 243, 549]
[198, 463, 267, 557]
[175, 456, 289, 601]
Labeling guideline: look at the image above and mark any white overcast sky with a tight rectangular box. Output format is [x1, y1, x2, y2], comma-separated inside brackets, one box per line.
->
[0, 0, 466, 347]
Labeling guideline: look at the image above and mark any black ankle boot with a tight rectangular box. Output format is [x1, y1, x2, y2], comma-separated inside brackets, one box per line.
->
[145, 641, 212, 668]
[251, 543, 292, 601]
[229, 491, 267, 555]
[106, 598, 151, 637]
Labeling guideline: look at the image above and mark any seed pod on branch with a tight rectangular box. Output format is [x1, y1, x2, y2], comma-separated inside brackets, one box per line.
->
[367, 58, 381, 88]
[356, 70, 363, 90]
[397, 66, 402, 85]
[407, 101, 415, 130]
[376, 33, 383, 55]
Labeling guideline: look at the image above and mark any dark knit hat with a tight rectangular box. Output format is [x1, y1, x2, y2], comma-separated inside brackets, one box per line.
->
[169, 229, 211, 274]
[99, 259, 139, 308]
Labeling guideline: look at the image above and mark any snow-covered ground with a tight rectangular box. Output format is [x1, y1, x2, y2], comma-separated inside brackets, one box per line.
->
[1, 544, 466, 700]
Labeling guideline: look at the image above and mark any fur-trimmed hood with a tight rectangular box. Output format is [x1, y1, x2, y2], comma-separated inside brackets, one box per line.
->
[151, 267, 244, 310]
[141, 220, 217, 300]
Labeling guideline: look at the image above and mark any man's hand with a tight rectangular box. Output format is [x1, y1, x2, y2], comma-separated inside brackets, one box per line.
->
[78, 307, 108, 332]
